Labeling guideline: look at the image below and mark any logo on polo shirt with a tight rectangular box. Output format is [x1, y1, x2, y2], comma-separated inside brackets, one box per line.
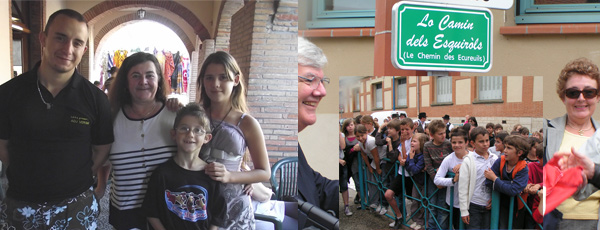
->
[70, 116, 90, 125]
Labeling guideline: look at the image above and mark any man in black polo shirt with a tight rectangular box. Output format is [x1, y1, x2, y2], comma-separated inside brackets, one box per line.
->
[0, 9, 113, 229]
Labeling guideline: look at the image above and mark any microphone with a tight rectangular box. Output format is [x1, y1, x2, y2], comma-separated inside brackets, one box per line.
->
[298, 200, 339, 230]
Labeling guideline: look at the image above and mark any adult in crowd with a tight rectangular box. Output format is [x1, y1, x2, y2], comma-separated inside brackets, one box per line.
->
[416, 112, 427, 133]
[0, 9, 113, 229]
[198, 51, 271, 229]
[297, 37, 339, 228]
[443, 114, 453, 140]
[103, 66, 118, 93]
[468, 116, 479, 127]
[106, 52, 177, 229]
[544, 57, 600, 229]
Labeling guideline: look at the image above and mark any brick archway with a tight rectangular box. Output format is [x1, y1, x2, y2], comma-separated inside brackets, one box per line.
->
[82, 1, 210, 41]
[94, 12, 195, 56]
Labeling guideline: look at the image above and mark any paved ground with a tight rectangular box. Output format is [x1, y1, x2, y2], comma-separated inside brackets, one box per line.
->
[339, 183, 415, 230]
[98, 182, 112, 229]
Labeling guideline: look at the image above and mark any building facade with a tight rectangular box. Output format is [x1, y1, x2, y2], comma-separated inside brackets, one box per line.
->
[340, 76, 544, 133]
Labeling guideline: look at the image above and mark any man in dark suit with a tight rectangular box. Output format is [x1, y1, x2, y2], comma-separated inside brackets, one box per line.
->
[416, 112, 427, 133]
[297, 37, 339, 229]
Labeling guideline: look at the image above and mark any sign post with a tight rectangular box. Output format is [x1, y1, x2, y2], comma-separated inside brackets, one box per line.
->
[392, 1, 493, 73]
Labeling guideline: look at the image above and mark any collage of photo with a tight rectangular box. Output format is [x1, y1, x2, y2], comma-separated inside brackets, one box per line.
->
[1, 0, 600, 229]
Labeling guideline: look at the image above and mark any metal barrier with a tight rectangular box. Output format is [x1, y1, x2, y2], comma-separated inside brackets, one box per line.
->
[355, 155, 543, 229]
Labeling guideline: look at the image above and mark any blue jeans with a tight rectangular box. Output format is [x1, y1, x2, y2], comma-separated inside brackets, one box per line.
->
[426, 178, 449, 230]
[466, 203, 490, 229]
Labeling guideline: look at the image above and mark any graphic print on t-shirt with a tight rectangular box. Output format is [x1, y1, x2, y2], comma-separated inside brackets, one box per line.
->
[165, 185, 209, 222]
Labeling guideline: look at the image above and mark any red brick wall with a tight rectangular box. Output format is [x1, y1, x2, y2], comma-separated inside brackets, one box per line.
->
[230, 1, 299, 164]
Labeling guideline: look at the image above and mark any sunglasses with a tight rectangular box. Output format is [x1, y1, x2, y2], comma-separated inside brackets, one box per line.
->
[564, 88, 598, 99]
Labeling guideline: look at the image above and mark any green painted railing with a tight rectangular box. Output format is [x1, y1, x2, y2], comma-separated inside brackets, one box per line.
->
[356, 156, 543, 229]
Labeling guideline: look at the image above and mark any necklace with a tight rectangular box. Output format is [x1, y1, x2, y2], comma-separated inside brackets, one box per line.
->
[567, 120, 593, 136]
[506, 163, 515, 173]
[211, 106, 233, 131]
[36, 76, 52, 110]
[131, 102, 158, 120]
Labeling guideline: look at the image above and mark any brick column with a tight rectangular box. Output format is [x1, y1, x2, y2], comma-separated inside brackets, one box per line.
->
[230, 0, 298, 163]
[215, 0, 244, 52]
[193, 39, 215, 103]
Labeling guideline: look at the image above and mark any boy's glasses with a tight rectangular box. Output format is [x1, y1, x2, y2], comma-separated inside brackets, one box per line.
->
[564, 88, 598, 99]
[175, 126, 206, 135]
[298, 74, 330, 89]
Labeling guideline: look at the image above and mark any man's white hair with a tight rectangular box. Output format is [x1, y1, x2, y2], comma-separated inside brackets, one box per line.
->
[298, 37, 327, 69]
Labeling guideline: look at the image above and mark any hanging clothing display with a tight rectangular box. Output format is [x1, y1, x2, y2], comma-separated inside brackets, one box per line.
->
[171, 51, 181, 91]
[182, 57, 190, 94]
[154, 48, 166, 76]
[113, 50, 128, 68]
[163, 51, 175, 91]
[99, 48, 188, 95]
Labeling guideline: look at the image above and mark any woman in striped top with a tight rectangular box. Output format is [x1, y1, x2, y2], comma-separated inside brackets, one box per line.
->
[106, 52, 177, 230]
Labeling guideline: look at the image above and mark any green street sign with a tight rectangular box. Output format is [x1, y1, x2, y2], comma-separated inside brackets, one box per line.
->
[392, 1, 492, 72]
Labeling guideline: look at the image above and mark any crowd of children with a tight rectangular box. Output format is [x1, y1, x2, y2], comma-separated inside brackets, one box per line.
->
[339, 114, 544, 229]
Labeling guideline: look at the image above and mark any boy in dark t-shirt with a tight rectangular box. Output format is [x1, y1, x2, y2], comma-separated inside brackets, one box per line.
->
[143, 103, 226, 230]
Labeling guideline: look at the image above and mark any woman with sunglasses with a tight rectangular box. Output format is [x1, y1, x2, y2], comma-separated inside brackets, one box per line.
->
[545, 57, 600, 230]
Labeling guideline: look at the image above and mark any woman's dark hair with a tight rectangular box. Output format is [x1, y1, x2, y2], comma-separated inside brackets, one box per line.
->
[468, 116, 478, 127]
[341, 118, 355, 136]
[108, 52, 168, 117]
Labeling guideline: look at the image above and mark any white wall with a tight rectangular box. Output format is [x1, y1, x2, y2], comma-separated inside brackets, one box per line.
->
[299, 113, 340, 180]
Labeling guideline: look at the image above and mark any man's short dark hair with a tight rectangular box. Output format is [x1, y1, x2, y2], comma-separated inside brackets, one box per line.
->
[45, 9, 88, 34]
[504, 135, 530, 161]
[108, 67, 119, 75]
[173, 103, 211, 134]
[494, 124, 503, 130]
[355, 124, 367, 135]
[495, 131, 509, 142]
[469, 127, 488, 142]
[450, 127, 468, 142]
[486, 123, 494, 129]
[519, 127, 530, 136]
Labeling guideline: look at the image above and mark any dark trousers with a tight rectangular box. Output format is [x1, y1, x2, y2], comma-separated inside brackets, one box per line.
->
[465, 203, 490, 229]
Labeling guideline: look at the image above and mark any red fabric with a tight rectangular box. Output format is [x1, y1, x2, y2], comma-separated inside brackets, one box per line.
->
[528, 162, 543, 184]
[163, 52, 174, 89]
[532, 203, 543, 225]
[543, 154, 584, 215]
[528, 162, 543, 224]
